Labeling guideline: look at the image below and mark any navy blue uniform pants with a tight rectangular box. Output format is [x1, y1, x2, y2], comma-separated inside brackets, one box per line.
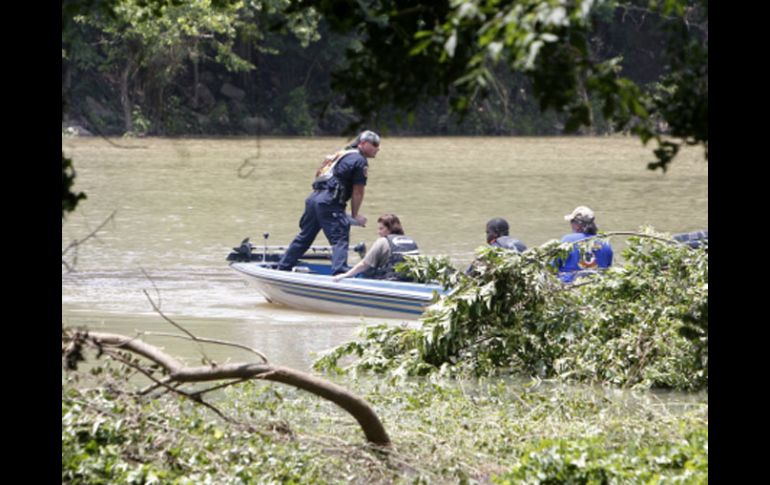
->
[278, 191, 351, 274]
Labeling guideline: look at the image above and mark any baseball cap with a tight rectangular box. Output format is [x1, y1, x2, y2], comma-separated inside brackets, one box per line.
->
[352, 130, 380, 147]
[564, 206, 595, 223]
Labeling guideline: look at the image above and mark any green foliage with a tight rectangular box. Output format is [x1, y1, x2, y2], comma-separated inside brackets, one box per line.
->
[63, 359, 708, 484]
[160, 95, 202, 134]
[62, 370, 329, 484]
[281, 86, 316, 135]
[126, 105, 151, 136]
[315, 229, 708, 391]
[63, 0, 333, 136]
[495, 427, 708, 484]
[562, 232, 708, 391]
[64, 0, 706, 143]
[397, 254, 458, 288]
[62, 153, 87, 219]
[306, 0, 707, 169]
[66, 0, 259, 134]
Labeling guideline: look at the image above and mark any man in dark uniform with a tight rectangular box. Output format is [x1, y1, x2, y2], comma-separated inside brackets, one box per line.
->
[278, 130, 380, 275]
[485, 217, 527, 252]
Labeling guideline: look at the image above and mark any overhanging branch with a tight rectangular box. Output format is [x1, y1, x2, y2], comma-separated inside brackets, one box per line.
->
[62, 329, 391, 446]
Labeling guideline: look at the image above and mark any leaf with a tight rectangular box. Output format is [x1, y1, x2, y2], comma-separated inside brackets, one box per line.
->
[524, 40, 544, 69]
[540, 33, 558, 43]
[487, 41, 503, 59]
[409, 38, 434, 56]
[444, 31, 457, 58]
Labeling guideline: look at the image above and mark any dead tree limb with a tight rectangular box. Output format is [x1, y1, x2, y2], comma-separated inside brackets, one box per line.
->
[141, 331, 269, 364]
[62, 329, 391, 447]
[62, 210, 117, 272]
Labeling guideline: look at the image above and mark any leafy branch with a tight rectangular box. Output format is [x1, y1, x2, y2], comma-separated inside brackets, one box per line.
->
[315, 228, 708, 390]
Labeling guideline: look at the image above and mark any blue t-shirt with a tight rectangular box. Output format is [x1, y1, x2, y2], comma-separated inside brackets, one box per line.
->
[557, 232, 613, 283]
[320, 150, 368, 205]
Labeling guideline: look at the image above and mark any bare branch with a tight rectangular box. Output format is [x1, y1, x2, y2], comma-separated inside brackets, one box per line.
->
[191, 378, 251, 398]
[62, 210, 117, 272]
[142, 331, 269, 364]
[140, 267, 163, 310]
[141, 288, 220, 366]
[103, 347, 239, 425]
[141, 289, 196, 341]
[237, 156, 258, 178]
[617, 4, 707, 34]
[534, 230, 701, 260]
[137, 377, 175, 396]
[598, 231, 698, 246]
[63, 329, 392, 446]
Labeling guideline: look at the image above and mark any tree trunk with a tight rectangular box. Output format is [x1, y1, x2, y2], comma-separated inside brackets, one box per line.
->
[120, 63, 133, 134]
[193, 58, 199, 109]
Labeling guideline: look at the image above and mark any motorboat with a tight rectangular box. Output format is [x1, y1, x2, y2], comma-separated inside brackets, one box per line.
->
[226, 228, 706, 318]
[227, 237, 446, 319]
[672, 229, 708, 249]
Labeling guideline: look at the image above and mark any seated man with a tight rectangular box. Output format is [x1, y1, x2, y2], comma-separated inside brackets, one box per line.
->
[466, 218, 527, 276]
[485, 217, 527, 252]
[557, 206, 613, 283]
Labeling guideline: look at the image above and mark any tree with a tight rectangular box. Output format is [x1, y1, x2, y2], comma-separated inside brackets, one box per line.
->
[298, 0, 707, 171]
[65, 0, 255, 134]
[62, 153, 86, 219]
[61, 0, 324, 209]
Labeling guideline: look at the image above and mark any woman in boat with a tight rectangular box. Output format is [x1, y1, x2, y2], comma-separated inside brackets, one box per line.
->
[332, 213, 419, 281]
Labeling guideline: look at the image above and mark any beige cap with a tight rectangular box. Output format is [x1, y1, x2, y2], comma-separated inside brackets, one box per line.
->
[564, 206, 595, 223]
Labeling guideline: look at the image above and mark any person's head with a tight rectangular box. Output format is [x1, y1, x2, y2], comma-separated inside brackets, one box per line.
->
[564, 206, 598, 235]
[350, 130, 381, 158]
[485, 217, 510, 243]
[377, 213, 404, 237]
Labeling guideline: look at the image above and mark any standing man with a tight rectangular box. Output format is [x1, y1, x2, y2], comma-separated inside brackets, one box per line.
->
[278, 130, 380, 275]
[556, 206, 613, 283]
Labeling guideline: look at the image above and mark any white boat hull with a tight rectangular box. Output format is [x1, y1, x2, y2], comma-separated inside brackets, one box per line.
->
[230, 262, 445, 319]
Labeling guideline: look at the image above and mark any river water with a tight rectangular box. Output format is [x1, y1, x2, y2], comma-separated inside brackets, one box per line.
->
[62, 136, 707, 370]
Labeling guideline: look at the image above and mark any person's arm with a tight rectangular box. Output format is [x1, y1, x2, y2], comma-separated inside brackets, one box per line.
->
[333, 260, 371, 281]
[350, 184, 366, 226]
[334, 237, 387, 281]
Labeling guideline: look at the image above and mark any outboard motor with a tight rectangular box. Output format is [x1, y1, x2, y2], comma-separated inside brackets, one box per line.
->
[352, 242, 367, 260]
[672, 230, 708, 249]
[226, 237, 255, 262]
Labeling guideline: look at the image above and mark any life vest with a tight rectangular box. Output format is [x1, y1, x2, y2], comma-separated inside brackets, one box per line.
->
[366, 235, 420, 280]
[385, 234, 420, 267]
[312, 149, 359, 189]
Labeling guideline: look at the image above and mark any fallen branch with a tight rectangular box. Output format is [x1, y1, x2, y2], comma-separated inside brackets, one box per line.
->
[62, 328, 391, 446]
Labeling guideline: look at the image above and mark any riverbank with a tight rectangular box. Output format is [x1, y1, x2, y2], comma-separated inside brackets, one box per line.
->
[62, 368, 707, 483]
